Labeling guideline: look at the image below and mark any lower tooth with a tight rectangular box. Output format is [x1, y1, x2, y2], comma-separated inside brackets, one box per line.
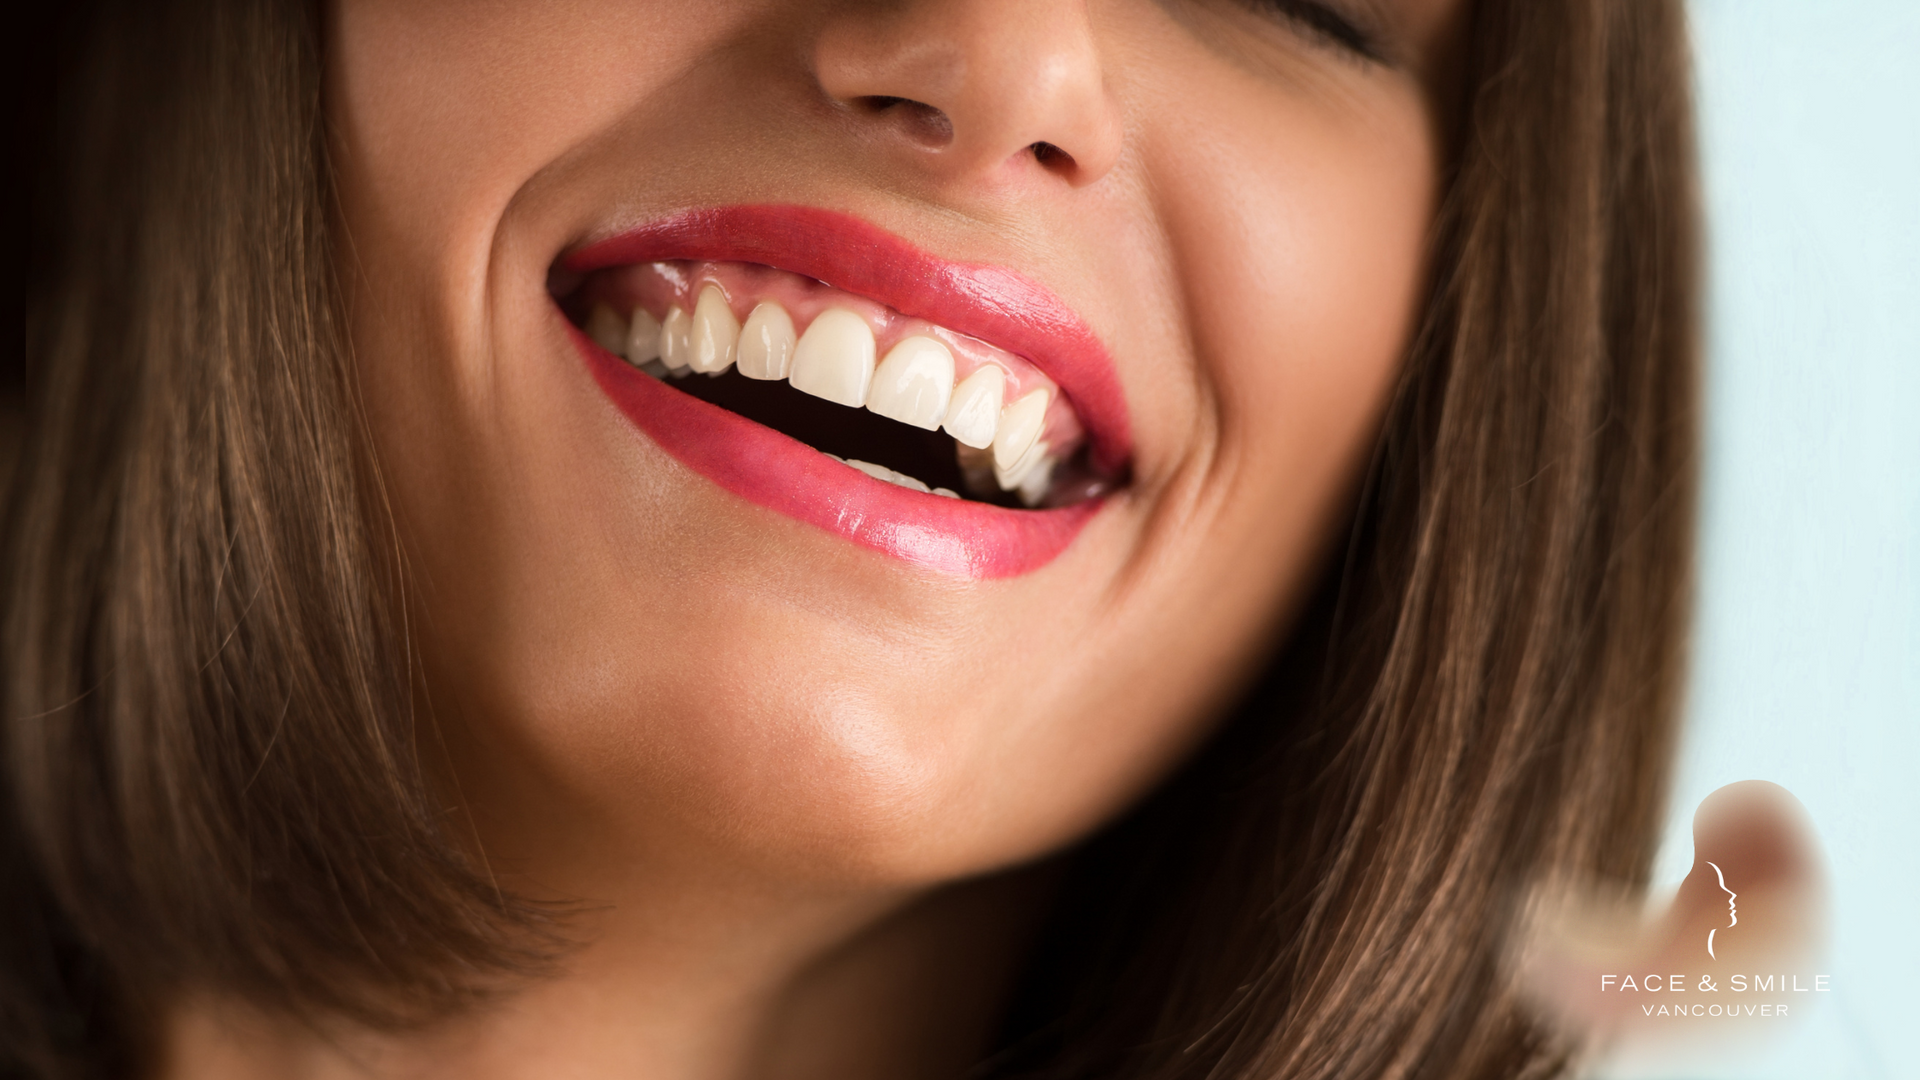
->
[1016, 457, 1055, 507]
[844, 458, 929, 493]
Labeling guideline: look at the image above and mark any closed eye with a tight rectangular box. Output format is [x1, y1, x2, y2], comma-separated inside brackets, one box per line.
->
[1246, 0, 1382, 61]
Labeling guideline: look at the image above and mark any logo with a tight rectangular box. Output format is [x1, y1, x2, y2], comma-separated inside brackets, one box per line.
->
[1589, 853, 1830, 1022]
[1513, 781, 1831, 1043]
[1705, 860, 1737, 959]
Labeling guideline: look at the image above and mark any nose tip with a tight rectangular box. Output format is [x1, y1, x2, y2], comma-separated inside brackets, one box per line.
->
[813, 0, 1124, 188]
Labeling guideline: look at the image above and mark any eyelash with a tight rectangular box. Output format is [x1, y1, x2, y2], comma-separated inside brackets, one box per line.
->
[1250, 0, 1381, 61]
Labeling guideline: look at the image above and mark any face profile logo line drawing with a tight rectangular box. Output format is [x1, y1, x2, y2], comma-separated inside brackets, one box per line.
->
[1705, 860, 1737, 959]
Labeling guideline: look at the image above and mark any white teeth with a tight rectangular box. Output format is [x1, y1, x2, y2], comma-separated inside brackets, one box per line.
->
[843, 458, 932, 493]
[789, 308, 875, 407]
[626, 308, 662, 365]
[942, 366, 1005, 449]
[992, 388, 1050, 472]
[591, 289, 1076, 505]
[866, 336, 954, 430]
[660, 306, 693, 371]
[1006, 445, 1052, 503]
[1018, 467, 1054, 507]
[737, 302, 797, 380]
[588, 303, 628, 355]
[995, 437, 1049, 489]
[1018, 469, 1054, 506]
[840, 455, 939, 494]
[689, 286, 738, 374]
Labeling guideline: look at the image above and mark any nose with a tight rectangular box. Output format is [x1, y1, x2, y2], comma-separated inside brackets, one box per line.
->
[812, 0, 1124, 188]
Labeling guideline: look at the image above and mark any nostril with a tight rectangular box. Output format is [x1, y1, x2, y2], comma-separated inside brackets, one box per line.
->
[851, 95, 954, 149]
[1029, 141, 1074, 171]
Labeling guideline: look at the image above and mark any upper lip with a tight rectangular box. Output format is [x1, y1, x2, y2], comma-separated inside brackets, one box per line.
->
[559, 204, 1132, 476]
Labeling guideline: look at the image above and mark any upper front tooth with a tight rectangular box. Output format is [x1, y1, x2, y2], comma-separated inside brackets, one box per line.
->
[992, 388, 1050, 471]
[587, 303, 627, 355]
[626, 308, 662, 365]
[789, 308, 876, 407]
[942, 365, 1005, 449]
[737, 302, 796, 380]
[866, 336, 954, 430]
[660, 305, 693, 371]
[690, 286, 739, 374]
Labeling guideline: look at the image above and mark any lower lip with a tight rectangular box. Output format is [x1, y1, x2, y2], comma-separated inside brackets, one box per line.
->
[570, 322, 1101, 578]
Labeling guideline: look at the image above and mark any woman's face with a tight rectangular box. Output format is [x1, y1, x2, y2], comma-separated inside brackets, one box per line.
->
[329, 0, 1460, 894]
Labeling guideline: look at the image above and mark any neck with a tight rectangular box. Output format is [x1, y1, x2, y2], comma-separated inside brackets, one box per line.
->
[158, 864, 1054, 1080]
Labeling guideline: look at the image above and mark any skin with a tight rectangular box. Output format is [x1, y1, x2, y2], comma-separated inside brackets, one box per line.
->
[164, 0, 1465, 1076]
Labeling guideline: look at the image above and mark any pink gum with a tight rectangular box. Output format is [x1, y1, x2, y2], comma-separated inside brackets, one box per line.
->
[587, 260, 1085, 453]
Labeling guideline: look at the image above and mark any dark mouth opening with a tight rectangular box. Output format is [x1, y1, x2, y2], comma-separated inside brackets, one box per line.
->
[664, 366, 1011, 503]
[656, 367, 1117, 508]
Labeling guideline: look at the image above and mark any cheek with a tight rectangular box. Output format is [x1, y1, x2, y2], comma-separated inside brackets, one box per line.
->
[1153, 88, 1437, 501]
[327, 0, 746, 383]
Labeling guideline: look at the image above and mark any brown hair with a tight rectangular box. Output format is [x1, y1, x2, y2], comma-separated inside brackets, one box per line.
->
[6, 2, 551, 1074]
[4, 0, 1698, 1077]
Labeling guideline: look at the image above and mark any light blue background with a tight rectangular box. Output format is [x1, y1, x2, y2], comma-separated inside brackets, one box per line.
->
[1595, 2, 1919, 1077]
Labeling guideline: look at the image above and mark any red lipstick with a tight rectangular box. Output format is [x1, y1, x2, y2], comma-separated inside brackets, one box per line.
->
[561, 205, 1130, 577]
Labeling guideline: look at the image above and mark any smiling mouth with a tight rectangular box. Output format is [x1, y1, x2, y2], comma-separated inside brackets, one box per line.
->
[555, 205, 1132, 577]
[555, 259, 1118, 509]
